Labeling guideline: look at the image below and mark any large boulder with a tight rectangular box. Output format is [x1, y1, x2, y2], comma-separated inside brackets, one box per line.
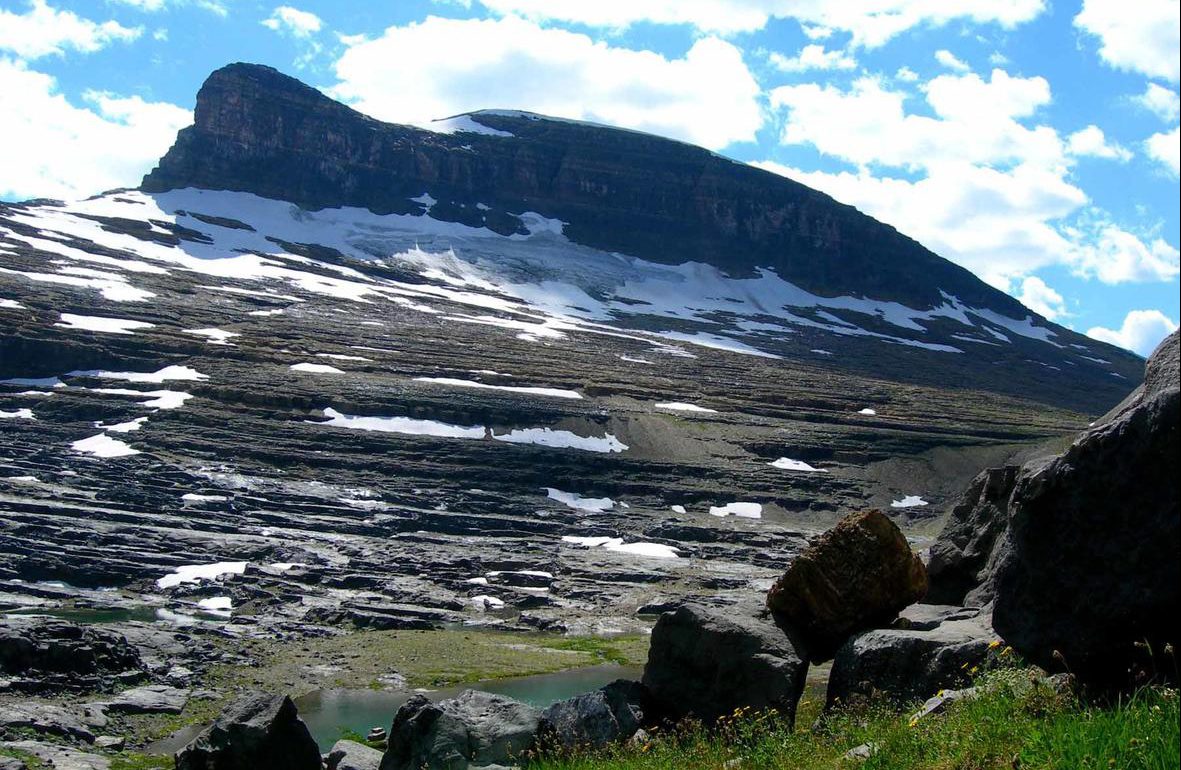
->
[991, 330, 1179, 690]
[766, 509, 928, 660]
[174, 693, 321, 770]
[0, 618, 143, 693]
[380, 689, 540, 770]
[925, 466, 1019, 606]
[537, 679, 647, 751]
[641, 604, 808, 726]
[826, 604, 996, 709]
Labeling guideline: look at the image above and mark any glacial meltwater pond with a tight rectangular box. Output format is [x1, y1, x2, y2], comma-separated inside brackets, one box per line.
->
[297, 663, 643, 749]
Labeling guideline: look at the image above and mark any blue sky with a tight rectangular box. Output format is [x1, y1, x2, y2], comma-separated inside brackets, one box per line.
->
[1, 0, 1177, 355]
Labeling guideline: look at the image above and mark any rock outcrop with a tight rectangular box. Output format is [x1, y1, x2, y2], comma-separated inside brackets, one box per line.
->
[0, 618, 143, 693]
[381, 690, 541, 770]
[641, 604, 808, 725]
[990, 330, 1179, 690]
[174, 693, 321, 770]
[538, 679, 648, 751]
[925, 466, 1019, 606]
[766, 509, 928, 660]
[826, 604, 996, 708]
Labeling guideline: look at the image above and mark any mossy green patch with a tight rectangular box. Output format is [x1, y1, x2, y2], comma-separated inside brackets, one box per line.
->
[109, 753, 173, 770]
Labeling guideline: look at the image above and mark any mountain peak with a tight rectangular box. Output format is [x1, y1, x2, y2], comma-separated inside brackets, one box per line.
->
[144, 63, 1012, 312]
[133, 63, 1146, 412]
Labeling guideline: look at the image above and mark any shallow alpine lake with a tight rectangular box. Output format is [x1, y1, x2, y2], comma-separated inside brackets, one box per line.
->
[297, 663, 643, 749]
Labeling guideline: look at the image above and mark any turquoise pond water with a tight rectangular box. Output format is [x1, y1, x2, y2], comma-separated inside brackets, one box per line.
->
[297, 663, 643, 749]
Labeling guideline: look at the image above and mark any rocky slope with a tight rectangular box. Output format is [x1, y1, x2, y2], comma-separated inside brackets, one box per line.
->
[0, 63, 1141, 671]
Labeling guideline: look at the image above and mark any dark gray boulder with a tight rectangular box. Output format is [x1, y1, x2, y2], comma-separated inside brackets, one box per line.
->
[641, 603, 808, 726]
[766, 509, 928, 661]
[380, 689, 540, 770]
[537, 679, 648, 751]
[826, 604, 995, 709]
[174, 693, 321, 770]
[991, 330, 1179, 690]
[925, 466, 1019, 606]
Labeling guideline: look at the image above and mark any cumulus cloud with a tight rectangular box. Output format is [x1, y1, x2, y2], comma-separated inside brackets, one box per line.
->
[1066, 125, 1131, 161]
[763, 67, 1180, 290]
[754, 160, 1084, 287]
[934, 49, 970, 72]
[0, 58, 191, 200]
[1072, 225, 1181, 283]
[1087, 309, 1178, 356]
[1145, 126, 1180, 177]
[768, 44, 855, 73]
[262, 5, 322, 38]
[1134, 83, 1180, 121]
[0, 0, 141, 59]
[769, 70, 1059, 172]
[1075, 0, 1180, 83]
[332, 15, 762, 150]
[1016, 276, 1068, 319]
[470, 0, 1045, 44]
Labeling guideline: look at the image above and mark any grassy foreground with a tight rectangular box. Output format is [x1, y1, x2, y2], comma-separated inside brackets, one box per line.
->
[525, 670, 1179, 770]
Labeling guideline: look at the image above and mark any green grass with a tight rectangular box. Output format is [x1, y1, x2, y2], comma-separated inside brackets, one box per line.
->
[0, 747, 45, 769]
[109, 754, 172, 770]
[525, 671, 1179, 770]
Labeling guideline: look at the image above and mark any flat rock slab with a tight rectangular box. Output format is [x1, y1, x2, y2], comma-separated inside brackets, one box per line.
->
[0, 701, 95, 741]
[94, 684, 190, 714]
[1, 740, 110, 770]
[827, 605, 996, 708]
[328, 739, 384, 770]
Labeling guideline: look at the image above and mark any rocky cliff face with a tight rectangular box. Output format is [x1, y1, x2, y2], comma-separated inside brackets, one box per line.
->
[136, 64, 1144, 412]
[146, 64, 992, 311]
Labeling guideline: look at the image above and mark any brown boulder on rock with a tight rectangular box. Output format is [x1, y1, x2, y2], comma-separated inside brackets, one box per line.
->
[767, 509, 928, 661]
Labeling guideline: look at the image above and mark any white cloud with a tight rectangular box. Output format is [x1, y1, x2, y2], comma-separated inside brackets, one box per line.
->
[1087, 309, 1178, 356]
[0, 58, 191, 200]
[1066, 125, 1132, 161]
[1133, 83, 1180, 121]
[755, 160, 1085, 287]
[768, 44, 855, 72]
[109, 0, 228, 14]
[1145, 126, 1180, 176]
[934, 49, 970, 72]
[0, 0, 141, 59]
[1072, 225, 1181, 283]
[1075, 0, 1180, 83]
[262, 6, 322, 38]
[751, 160, 1177, 288]
[1016, 276, 1067, 319]
[332, 15, 762, 150]
[895, 66, 919, 82]
[769, 70, 1059, 171]
[471, 0, 1046, 44]
[763, 66, 1180, 290]
[109, 0, 168, 10]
